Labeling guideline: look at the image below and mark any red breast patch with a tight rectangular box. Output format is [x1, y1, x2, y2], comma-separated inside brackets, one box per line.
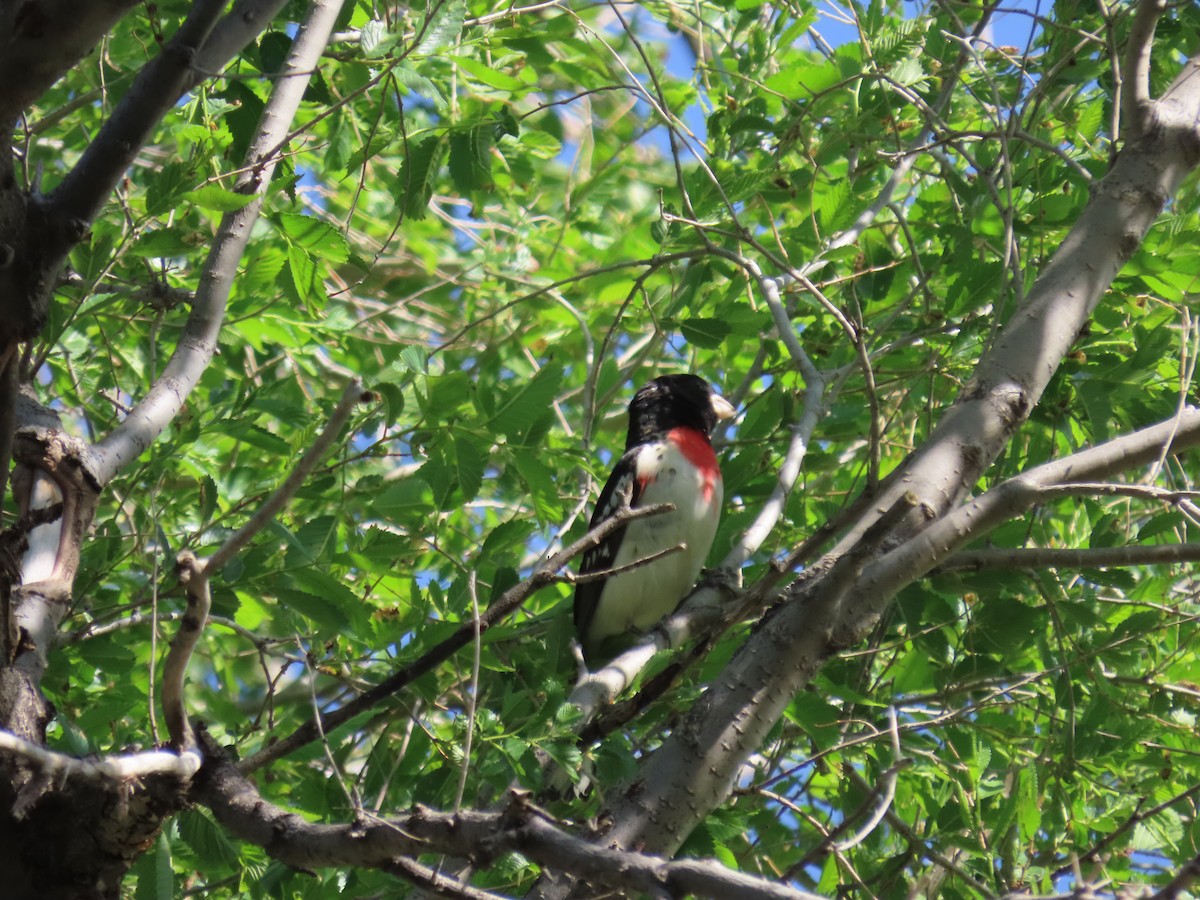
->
[668, 427, 720, 501]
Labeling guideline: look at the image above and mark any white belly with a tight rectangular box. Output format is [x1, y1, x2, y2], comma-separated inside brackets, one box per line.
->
[587, 441, 723, 643]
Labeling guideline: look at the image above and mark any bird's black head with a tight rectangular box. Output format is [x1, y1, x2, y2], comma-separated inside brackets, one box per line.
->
[625, 374, 736, 449]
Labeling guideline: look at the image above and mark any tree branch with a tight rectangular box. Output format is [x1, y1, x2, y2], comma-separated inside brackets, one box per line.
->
[831, 45, 1200, 560]
[0, 0, 137, 127]
[941, 542, 1200, 572]
[1121, 0, 1165, 139]
[195, 731, 827, 900]
[46, 0, 228, 228]
[88, 0, 344, 485]
[0, 727, 200, 782]
[858, 406, 1200, 603]
[559, 44, 1200, 878]
[189, 0, 291, 86]
[161, 551, 211, 751]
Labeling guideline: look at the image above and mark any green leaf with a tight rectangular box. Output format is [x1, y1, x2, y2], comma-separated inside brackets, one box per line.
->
[453, 434, 487, 500]
[277, 212, 350, 263]
[396, 133, 447, 220]
[129, 230, 196, 258]
[153, 833, 173, 900]
[360, 19, 389, 57]
[415, 0, 468, 56]
[374, 477, 435, 514]
[449, 124, 496, 194]
[395, 64, 449, 110]
[680, 317, 732, 349]
[489, 360, 564, 438]
[764, 57, 842, 100]
[183, 184, 257, 212]
[275, 586, 346, 633]
[452, 55, 526, 92]
[286, 243, 323, 305]
[178, 808, 241, 869]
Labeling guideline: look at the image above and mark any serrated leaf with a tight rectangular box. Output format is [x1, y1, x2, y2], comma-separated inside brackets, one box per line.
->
[890, 56, 925, 87]
[129, 230, 196, 258]
[287, 243, 322, 305]
[178, 808, 241, 869]
[414, 0, 467, 56]
[277, 212, 350, 263]
[400, 346, 429, 373]
[396, 134, 447, 220]
[374, 477, 435, 514]
[199, 474, 218, 524]
[519, 131, 561, 160]
[223, 421, 292, 457]
[489, 360, 564, 437]
[154, 833, 173, 900]
[275, 586, 345, 633]
[183, 184, 256, 212]
[764, 57, 841, 100]
[453, 434, 486, 500]
[285, 571, 367, 634]
[449, 125, 496, 194]
[1017, 766, 1041, 842]
[681, 317, 731, 349]
[394, 64, 448, 110]
[451, 55, 525, 91]
[360, 19, 387, 56]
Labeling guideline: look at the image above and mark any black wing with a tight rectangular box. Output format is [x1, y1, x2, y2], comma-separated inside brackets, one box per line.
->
[573, 446, 645, 641]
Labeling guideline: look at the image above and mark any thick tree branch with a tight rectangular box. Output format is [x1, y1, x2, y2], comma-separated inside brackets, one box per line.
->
[0, 0, 137, 127]
[1121, 0, 1165, 138]
[196, 731, 825, 900]
[88, 0, 344, 485]
[161, 551, 211, 752]
[0, 728, 200, 782]
[858, 406, 1200, 605]
[831, 48, 1200, 561]
[160, 382, 371, 751]
[190, 0, 291, 85]
[942, 542, 1200, 572]
[46, 0, 228, 228]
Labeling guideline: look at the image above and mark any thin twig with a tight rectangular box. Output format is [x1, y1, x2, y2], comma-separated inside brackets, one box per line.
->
[208, 381, 372, 571]
[238, 502, 677, 772]
[453, 570, 482, 814]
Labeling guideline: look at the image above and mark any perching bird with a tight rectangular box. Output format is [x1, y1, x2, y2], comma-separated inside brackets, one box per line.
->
[574, 374, 736, 663]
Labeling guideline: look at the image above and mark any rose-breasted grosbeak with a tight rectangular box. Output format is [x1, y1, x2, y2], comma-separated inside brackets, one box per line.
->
[574, 374, 736, 663]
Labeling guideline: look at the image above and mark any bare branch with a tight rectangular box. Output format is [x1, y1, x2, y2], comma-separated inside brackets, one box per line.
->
[943, 542, 1200, 572]
[0, 0, 138, 127]
[561, 542, 685, 584]
[161, 551, 211, 752]
[47, 0, 228, 228]
[196, 735, 827, 900]
[89, 0, 345, 485]
[1121, 0, 1166, 139]
[0, 727, 200, 782]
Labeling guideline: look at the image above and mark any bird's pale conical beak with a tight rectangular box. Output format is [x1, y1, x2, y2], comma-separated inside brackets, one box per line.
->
[711, 393, 737, 421]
